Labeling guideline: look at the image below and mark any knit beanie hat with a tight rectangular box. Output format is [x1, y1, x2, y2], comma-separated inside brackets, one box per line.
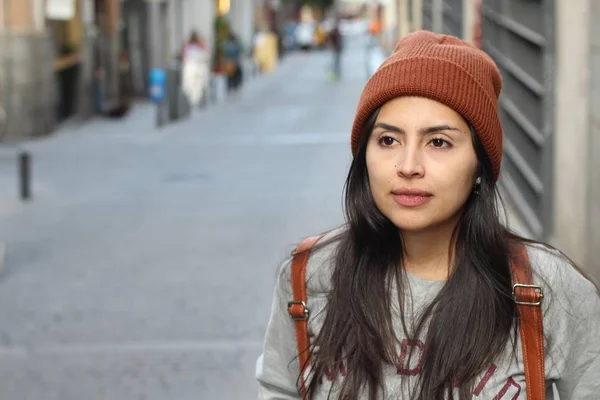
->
[351, 30, 504, 181]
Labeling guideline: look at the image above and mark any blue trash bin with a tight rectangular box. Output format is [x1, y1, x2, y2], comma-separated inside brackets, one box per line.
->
[148, 68, 167, 103]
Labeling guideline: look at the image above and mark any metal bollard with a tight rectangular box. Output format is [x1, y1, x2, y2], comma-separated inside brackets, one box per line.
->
[19, 151, 31, 201]
[156, 102, 163, 129]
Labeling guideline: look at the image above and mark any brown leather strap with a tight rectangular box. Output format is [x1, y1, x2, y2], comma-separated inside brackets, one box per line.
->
[510, 243, 546, 400]
[288, 234, 325, 399]
[289, 239, 545, 399]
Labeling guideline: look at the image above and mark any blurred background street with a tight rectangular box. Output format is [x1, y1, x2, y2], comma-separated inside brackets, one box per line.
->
[1, 0, 599, 399]
[0, 31, 382, 399]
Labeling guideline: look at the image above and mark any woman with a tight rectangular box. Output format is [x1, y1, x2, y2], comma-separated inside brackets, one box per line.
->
[255, 31, 600, 399]
[181, 31, 208, 61]
[180, 31, 210, 107]
[328, 19, 344, 81]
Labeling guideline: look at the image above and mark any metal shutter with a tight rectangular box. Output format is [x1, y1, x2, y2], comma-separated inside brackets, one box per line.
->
[443, 0, 463, 37]
[423, 0, 434, 30]
[481, 0, 555, 239]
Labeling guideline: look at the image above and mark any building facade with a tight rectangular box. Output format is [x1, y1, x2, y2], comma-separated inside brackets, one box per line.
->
[0, 0, 258, 142]
[0, 0, 124, 141]
[1, 0, 61, 142]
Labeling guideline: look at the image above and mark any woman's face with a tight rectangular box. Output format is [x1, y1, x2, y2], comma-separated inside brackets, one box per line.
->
[365, 96, 479, 233]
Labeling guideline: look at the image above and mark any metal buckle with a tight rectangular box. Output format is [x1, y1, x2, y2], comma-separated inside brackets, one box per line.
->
[287, 301, 309, 321]
[512, 283, 544, 306]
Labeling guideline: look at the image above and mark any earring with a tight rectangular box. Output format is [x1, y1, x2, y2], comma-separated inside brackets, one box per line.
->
[474, 177, 482, 195]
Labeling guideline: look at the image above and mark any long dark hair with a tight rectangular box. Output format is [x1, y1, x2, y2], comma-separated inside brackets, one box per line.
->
[303, 108, 521, 399]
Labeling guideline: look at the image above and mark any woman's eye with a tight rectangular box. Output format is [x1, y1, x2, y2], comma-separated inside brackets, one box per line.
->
[430, 138, 451, 148]
[379, 136, 397, 146]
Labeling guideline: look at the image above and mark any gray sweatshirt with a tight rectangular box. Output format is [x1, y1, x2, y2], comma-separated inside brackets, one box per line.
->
[255, 229, 600, 399]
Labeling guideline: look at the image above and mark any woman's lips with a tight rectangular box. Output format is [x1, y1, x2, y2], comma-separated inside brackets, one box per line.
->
[391, 188, 433, 207]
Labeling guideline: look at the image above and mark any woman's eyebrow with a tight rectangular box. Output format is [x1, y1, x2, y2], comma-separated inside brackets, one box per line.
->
[373, 122, 404, 133]
[373, 122, 462, 135]
[420, 125, 462, 134]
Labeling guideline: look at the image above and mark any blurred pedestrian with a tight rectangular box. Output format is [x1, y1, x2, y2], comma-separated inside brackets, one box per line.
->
[368, 17, 382, 48]
[181, 31, 210, 107]
[222, 32, 244, 99]
[256, 30, 600, 399]
[181, 31, 208, 62]
[328, 19, 344, 82]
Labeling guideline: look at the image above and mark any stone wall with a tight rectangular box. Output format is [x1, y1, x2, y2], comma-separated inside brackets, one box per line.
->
[0, 33, 55, 142]
[0, 29, 98, 143]
[586, 0, 600, 283]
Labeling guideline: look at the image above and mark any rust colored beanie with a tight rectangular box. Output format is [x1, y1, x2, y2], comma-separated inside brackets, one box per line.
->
[351, 30, 504, 181]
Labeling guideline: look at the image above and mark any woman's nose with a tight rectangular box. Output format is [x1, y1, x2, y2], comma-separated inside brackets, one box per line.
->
[396, 145, 425, 178]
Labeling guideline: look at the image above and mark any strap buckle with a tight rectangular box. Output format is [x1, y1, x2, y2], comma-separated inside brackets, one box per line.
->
[512, 283, 544, 306]
[288, 301, 309, 321]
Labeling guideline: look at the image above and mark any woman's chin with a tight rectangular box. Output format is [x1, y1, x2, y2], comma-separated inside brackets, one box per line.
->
[389, 217, 434, 233]
[387, 211, 449, 233]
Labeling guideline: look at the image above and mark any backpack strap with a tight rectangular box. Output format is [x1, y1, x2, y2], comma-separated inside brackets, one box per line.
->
[287, 234, 325, 399]
[289, 239, 545, 399]
[511, 243, 546, 400]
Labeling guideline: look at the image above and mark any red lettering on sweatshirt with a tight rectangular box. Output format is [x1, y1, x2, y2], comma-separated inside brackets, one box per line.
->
[397, 339, 425, 375]
[313, 338, 521, 398]
[319, 362, 347, 384]
[492, 377, 521, 399]
[473, 364, 498, 395]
